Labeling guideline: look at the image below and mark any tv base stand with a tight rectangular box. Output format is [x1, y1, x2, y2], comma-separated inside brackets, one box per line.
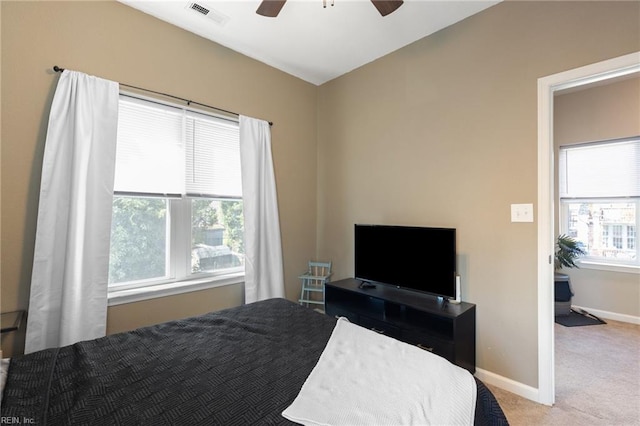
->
[325, 278, 476, 373]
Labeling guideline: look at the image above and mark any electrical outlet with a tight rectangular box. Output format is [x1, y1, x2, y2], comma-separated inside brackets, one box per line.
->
[511, 203, 534, 222]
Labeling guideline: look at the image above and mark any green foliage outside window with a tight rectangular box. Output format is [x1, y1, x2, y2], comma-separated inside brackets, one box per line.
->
[109, 197, 167, 284]
[109, 197, 244, 284]
[221, 201, 244, 254]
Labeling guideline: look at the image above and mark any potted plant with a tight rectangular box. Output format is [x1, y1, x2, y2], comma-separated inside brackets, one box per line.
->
[554, 234, 587, 270]
[553, 234, 586, 316]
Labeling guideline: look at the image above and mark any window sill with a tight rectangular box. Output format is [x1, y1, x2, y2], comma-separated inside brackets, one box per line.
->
[107, 273, 244, 306]
[576, 261, 640, 275]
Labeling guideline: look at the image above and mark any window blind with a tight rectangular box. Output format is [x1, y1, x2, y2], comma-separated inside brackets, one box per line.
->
[185, 110, 242, 198]
[114, 95, 241, 198]
[115, 96, 184, 196]
[558, 138, 640, 199]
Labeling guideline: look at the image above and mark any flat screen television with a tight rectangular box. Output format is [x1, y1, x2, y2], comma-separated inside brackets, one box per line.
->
[354, 224, 457, 299]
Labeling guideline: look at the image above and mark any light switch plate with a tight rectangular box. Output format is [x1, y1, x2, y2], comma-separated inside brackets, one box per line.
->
[511, 203, 534, 222]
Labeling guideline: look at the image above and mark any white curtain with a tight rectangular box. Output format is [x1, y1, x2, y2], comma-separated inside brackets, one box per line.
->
[25, 70, 119, 354]
[239, 115, 285, 303]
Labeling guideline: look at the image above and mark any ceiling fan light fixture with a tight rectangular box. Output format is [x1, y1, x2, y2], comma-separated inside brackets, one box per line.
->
[322, 0, 335, 8]
[256, 0, 402, 17]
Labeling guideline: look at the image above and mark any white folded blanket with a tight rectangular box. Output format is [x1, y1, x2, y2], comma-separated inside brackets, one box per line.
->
[0, 358, 10, 404]
[282, 317, 476, 426]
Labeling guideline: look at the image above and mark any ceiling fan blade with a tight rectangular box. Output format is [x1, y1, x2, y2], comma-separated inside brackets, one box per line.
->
[256, 0, 287, 17]
[370, 0, 403, 16]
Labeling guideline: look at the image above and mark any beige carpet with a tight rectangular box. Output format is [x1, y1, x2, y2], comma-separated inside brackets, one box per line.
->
[486, 317, 640, 425]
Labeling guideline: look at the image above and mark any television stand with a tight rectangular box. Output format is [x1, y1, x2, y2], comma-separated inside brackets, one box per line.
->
[324, 278, 476, 373]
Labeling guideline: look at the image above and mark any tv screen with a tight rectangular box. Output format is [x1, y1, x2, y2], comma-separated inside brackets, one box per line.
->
[354, 224, 456, 299]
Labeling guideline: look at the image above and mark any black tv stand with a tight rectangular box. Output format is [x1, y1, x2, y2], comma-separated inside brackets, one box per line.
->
[325, 278, 476, 373]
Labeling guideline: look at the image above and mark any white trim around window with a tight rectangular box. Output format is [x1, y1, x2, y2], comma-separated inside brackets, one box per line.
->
[575, 260, 640, 275]
[107, 273, 244, 306]
[107, 93, 245, 304]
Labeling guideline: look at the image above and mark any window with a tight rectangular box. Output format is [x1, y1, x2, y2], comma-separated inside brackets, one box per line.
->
[559, 138, 640, 271]
[108, 94, 244, 298]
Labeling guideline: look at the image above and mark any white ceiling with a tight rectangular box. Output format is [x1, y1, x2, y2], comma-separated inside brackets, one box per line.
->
[118, 0, 502, 86]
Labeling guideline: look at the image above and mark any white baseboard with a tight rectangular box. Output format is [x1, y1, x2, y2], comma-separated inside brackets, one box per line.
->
[474, 368, 546, 405]
[571, 305, 640, 325]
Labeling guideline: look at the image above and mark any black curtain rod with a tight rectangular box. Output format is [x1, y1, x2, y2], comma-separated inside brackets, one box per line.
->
[53, 66, 273, 126]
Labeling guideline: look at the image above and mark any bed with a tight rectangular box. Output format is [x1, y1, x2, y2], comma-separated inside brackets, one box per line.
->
[1, 298, 509, 425]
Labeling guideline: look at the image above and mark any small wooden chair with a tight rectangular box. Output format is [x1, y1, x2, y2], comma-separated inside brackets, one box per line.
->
[298, 261, 332, 309]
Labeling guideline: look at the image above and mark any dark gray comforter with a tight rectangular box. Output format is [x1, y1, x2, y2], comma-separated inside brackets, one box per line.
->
[1, 298, 508, 425]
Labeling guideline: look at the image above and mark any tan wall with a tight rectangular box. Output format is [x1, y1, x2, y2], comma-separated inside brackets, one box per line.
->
[554, 76, 640, 317]
[317, 1, 640, 388]
[0, 0, 318, 356]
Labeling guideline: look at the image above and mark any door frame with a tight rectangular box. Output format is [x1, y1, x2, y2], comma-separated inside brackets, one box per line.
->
[537, 51, 640, 405]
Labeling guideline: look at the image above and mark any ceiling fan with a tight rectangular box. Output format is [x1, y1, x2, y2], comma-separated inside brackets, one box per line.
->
[256, 0, 404, 18]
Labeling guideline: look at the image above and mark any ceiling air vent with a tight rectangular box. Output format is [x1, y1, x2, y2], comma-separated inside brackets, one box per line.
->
[185, 2, 230, 26]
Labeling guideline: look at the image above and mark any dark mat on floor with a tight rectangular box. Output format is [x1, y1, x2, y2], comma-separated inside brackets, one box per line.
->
[555, 310, 606, 327]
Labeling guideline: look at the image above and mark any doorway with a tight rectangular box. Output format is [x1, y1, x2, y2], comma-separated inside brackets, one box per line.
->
[536, 51, 640, 405]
